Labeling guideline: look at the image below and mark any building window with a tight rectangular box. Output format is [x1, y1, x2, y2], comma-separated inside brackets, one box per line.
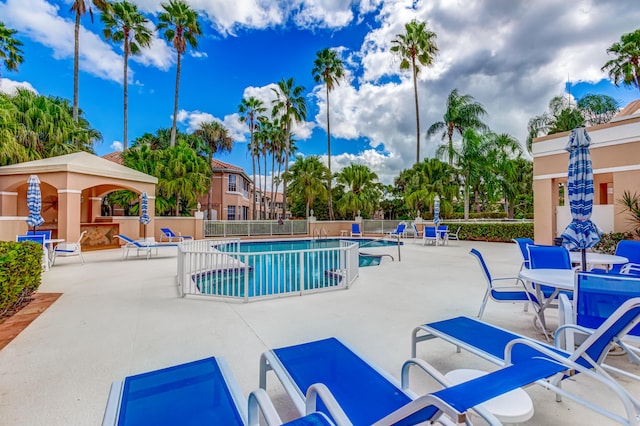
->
[228, 205, 236, 221]
[228, 174, 237, 192]
[242, 206, 249, 221]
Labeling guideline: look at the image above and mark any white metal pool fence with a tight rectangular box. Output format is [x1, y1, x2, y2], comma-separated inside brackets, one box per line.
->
[204, 220, 308, 237]
[177, 238, 360, 302]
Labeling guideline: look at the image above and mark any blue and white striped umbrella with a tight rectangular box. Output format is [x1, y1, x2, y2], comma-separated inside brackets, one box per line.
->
[139, 192, 151, 225]
[561, 127, 600, 269]
[433, 196, 441, 226]
[26, 175, 44, 231]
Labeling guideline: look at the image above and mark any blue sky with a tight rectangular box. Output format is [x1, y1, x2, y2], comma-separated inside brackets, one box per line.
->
[2, 0, 640, 184]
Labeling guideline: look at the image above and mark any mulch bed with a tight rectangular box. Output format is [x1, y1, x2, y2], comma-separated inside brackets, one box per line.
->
[0, 293, 62, 350]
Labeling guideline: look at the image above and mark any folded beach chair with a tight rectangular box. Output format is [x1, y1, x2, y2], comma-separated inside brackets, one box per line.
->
[259, 337, 579, 426]
[350, 223, 362, 237]
[114, 234, 177, 260]
[159, 227, 193, 242]
[103, 356, 335, 426]
[412, 298, 640, 425]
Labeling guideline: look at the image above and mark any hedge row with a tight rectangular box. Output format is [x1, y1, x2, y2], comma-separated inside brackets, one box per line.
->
[443, 222, 534, 242]
[0, 241, 43, 315]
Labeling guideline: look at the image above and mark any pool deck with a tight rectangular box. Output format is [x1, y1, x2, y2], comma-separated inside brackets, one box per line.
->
[1, 239, 638, 425]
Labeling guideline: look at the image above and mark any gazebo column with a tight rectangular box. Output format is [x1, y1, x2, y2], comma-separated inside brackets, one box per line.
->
[533, 178, 555, 245]
[0, 191, 18, 215]
[58, 189, 82, 242]
[89, 197, 102, 222]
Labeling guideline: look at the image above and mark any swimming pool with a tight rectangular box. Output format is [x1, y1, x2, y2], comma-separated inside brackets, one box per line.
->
[182, 238, 399, 300]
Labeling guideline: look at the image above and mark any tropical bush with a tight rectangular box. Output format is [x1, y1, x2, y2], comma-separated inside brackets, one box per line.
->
[0, 241, 42, 315]
[443, 222, 533, 242]
[593, 232, 635, 254]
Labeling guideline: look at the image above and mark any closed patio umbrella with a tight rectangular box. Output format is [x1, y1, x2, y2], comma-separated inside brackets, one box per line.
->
[560, 127, 600, 271]
[26, 175, 44, 232]
[433, 195, 440, 226]
[140, 192, 151, 240]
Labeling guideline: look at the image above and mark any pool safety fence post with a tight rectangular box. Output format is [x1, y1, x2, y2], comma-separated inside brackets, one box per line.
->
[243, 253, 250, 302]
[299, 251, 304, 296]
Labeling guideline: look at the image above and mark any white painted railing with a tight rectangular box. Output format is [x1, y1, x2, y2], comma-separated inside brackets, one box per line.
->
[177, 238, 359, 302]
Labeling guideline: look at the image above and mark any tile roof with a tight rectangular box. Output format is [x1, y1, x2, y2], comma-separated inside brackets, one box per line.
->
[101, 151, 124, 165]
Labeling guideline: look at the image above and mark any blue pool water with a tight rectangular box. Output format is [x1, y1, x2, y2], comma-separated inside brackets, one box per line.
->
[196, 238, 399, 298]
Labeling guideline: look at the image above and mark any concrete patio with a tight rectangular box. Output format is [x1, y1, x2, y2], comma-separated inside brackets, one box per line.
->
[0, 239, 638, 425]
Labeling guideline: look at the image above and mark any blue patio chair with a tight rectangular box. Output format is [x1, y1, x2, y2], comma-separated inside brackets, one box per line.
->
[27, 229, 52, 240]
[422, 226, 437, 246]
[159, 227, 193, 242]
[17, 234, 48, 270]
[388, 222, 406, 238]
[437, 225, 449, 245]
[557, 272, 640, 380]
[51, 231, 86, 266]
[447, 226, 462, 242]
[350, 223, 362, 237]
[103, 356, 335, 426]
[527, 245, 574, 304]
[115, 234, 177, 260]
[411, 223, 422, 240]
[412, 296, 640, 425]
[592, 240, 640, 275]
[260, 337, 570, 426]
[470, 249, 545, 335]
[512, 238, 535, 270]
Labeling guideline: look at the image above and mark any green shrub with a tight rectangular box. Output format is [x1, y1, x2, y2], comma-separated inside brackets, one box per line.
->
[0, 241, 43, 315]
[593, 232, 635, 254]
[443, 222, 533, 242]
[449, 212, 508, 220]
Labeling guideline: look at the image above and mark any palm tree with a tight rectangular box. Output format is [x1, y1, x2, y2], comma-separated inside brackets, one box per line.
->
[427, 89, 488, 166]
[0, 22, 24, 80]
[157, 0, 202, 147]
[272, 77, 307, 219]
[71, 0, 110, 122]
[401, 158, 458, 218]
[527, 95, 584, 151]
[193, 121, 233, 218]
[602, 29, 640, 94]
[312, 47, 344, 220]
[335, 164, 382, 219]
[284, 155, 328, 218]
[239, 96, 266, 220]
[102, 1, 152, 150]
[391, 20, 438, 164]
[577, 94, 619, 125]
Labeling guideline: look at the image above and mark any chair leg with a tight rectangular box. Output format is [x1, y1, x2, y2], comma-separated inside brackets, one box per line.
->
[78, 248, 85, 264]
[477, 290, 490, 318]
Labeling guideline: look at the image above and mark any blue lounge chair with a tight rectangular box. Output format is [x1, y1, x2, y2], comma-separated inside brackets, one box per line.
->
[512, 237, 535, 270]
[411, 223, 422, 240]
[558, 272, 640, 380]
[350, 223, 362, 237]
[592, 240, 640, 275]
[114, 234, 177, 260]
[159, 227, 193, 242]
[527, 245, 574, 305]
[260, 337, 579, 425]
[103, 356, 335, 426]
[412, 297, 640, 425]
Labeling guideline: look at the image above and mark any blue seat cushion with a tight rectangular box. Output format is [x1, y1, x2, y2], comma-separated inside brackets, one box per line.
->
[117, 357, 243, 426]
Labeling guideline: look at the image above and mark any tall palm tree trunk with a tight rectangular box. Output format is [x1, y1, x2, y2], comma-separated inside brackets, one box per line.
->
[73, 13, 81, 123]
[170, 52, 182, 147]
[270, 152, 276, 219]
[263, 152, 268, 219]
[123, 37, 129, 150]
[207, 152, 213, 217]
[250, 122, 256, 220]
[412, 56, 421, 164]
[326, 85, 334, 220]
[282, 125, 290, 220]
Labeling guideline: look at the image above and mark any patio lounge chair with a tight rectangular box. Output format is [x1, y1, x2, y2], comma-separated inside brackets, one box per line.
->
[512, 237, 534, 270]
[51, 231, 87, 266]
[102, 356, 335, 426]
[411, 223, 422, 240]
[558, 272, 640, 380]
[527, 245, 574, 305]
[592, 240, 640, 275]
[259, 337, 585, 425]
[350, 223, 362, 237]
[411, 297, 640, 425]
[447, 226, 462, 242]
[159, 227, 193, 242]
[114, 234, 177, 260]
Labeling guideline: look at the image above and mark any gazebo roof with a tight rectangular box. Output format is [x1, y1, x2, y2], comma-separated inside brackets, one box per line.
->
[0, 151, 157, 184]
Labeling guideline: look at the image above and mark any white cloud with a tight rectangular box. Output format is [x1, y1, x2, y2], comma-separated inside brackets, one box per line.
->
[0, 78, 37, 95]
[176, 109, 247, 143]
[110, 140, 123, 152]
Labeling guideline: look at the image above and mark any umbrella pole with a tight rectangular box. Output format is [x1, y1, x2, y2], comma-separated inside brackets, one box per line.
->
[582, 249, 587, 272]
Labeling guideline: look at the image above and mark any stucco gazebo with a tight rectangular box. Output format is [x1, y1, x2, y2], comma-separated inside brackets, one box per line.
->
[0, 152, 157, 246]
